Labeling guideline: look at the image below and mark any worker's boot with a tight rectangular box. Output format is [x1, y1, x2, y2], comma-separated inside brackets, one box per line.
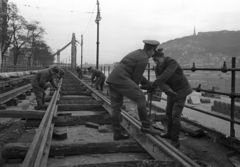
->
[34, 99, 47, 110]
[171, 119, 181, 148]
[112, 115, 129, 141]
[160, 118, 172, 139]
[42, 98, 49, 109]
[141, 121, 160, 135]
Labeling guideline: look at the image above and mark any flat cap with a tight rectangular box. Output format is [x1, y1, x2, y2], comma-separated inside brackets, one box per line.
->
[87, 66, 93, 71]
[143, 40, 160, 46]
[51, 66, 59, 73]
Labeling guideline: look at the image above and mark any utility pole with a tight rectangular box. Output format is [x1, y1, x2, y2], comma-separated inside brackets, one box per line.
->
[71, 33, 77, 68]
[81, 34, 83, 70]
[95, 0, 101, 69]
[57, 49, 60, 65]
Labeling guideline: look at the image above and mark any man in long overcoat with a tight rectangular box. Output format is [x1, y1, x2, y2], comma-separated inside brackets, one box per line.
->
[31, 66, 59, 110]
[152, 49, 193, 148]
[106, 40, 160, 140]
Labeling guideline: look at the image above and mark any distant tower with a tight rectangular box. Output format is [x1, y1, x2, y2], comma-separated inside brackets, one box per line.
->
[193, 26, 196, 36]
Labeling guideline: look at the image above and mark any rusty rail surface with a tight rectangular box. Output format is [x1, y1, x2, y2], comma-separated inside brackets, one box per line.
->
[69, 71, 201, 167]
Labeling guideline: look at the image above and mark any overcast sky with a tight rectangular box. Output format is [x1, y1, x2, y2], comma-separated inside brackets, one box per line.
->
[9, 0, 240, 65]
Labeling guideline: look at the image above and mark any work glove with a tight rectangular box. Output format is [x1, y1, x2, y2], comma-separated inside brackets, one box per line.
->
[140, 83, 157, 92]
[152, 80, 158, 87]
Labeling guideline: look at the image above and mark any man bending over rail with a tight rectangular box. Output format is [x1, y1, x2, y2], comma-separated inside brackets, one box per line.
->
[152, 49, 193, 148]
[88, 66, 106, 91]
[31, 66, 59, 110]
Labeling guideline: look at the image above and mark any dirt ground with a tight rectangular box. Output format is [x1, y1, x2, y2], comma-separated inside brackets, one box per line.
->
[0, 119, 26, 166]
[0, 86, 238, 167]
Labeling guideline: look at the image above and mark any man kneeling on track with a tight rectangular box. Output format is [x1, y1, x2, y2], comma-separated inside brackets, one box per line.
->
[88, 66, 106, 91]
[31, 66, 59, 110]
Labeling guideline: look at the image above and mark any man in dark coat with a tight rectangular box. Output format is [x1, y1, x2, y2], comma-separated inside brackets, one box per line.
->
[152, 49, 193, 148]
[31, 66, 59, 110]
[88, 66, 106, 91]
[76, 66, 82, 79]
[106, 40, 160, 140]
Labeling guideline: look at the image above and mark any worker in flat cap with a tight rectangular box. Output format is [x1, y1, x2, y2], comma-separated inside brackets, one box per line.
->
[106, 40, 160, 141]
[88, 66, 106, 91]
[152, 49, 193, 148]
[31, 66, 59, 110]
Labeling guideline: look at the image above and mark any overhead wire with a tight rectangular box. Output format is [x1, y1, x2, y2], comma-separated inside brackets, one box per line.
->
[82, 3, 96, 35]
[33, 0, 54, 41]
[15, 2, 86, 13]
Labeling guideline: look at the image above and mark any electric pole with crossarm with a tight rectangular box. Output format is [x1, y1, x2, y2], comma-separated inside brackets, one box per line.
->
[95, 0, 101, 69]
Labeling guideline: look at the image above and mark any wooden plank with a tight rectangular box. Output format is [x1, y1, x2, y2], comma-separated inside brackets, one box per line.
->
[2, 141, 146, 159]
[181, 122, 204, 137]
[57, 104, 105, 111]
[60, 96, 93, 100]
[26, 114, 112, 127]
[57, 99, 103, 105]
[0, 110, 45, 118]
[60, 91, 91, 96]
[47, 160, 173, 167]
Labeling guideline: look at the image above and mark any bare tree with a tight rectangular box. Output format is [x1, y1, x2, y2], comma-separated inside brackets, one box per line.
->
[0, 2, 19, 62]
[24, 21, 45, 66]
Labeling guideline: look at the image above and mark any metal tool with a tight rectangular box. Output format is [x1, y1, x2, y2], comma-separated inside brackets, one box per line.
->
[140, 83, 157, 120]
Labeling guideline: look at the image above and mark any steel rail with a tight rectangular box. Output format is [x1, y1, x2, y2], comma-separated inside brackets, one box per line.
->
[0, 75, 33, 88]
[21, 79, 62, 167]
[69, 71, 201, 167]
[0, 84, 32, 104]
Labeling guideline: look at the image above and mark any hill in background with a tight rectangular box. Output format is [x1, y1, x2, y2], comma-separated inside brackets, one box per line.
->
[154, 30, 240, 68]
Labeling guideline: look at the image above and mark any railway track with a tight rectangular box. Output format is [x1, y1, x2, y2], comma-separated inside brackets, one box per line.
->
[0, 75, 34, 108]
[0, 75, 33, 88]
[2, 70, 200, 167]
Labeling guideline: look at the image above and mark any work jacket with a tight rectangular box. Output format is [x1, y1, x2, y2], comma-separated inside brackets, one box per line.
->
[91, 69, 105, 82]
[76, 68, 82, 74]
[155, 57, 193, 99]
[31, 69, 57, 89]
[107, 49, 149, 86]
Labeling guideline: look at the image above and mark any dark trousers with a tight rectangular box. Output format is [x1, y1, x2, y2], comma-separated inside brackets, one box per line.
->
[166, 96, 186, 141]
[108, 83, 149, 134]
[95, 74, 106, 91]
[32, 86, 45, 106]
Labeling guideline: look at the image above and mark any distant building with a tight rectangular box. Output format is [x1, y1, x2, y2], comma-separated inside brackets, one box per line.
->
[193, 26, 196, 36]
